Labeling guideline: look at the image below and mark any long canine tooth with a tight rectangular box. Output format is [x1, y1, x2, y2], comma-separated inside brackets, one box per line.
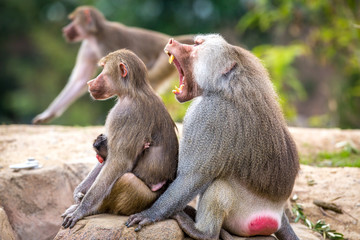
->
[173, 85, 180, 94]
[175, 86, 180, 93]
[169, 54, 174, 64]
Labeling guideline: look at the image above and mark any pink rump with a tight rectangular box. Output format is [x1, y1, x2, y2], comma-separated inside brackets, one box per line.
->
[248, 216, 279, 236]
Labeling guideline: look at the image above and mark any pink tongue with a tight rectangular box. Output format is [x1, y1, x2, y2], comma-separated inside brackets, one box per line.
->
[150, 181, 166, 191]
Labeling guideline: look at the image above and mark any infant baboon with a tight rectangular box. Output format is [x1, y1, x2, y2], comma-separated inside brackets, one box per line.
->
[93, 133, 107, 163]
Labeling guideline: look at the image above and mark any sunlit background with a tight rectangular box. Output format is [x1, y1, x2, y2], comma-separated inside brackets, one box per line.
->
[1, 0, 359, 128]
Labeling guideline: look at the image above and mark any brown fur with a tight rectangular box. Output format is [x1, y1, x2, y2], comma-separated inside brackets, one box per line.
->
[99, 173, 158, 215]
[62, 49, 178, 228]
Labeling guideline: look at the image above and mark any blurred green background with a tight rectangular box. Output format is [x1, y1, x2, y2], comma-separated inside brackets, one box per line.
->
[1, 0, 360, 128]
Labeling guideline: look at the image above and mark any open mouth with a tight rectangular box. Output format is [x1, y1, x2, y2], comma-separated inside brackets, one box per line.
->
[165, 50, 185, 95]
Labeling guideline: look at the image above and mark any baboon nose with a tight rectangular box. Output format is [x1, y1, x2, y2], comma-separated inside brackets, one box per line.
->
[168, 38, 174, 45]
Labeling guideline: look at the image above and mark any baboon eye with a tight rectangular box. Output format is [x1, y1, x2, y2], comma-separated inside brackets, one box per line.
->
[194, 39, 204, 46]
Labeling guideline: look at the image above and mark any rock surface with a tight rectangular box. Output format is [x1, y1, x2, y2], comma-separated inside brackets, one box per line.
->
[54, 214, 184, 240]
[54, 214, 320, 240]
[293, 165, 360, 240]
[0, 162, 92, 240]
[1, 125, 360, 240]
[0, 207, 17, 240]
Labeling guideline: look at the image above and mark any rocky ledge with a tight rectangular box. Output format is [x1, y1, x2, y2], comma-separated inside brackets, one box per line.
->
[54, 214, 319, 240]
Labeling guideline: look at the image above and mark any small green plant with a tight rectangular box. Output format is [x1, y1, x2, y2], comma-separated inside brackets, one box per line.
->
[300, 141, 360, 167]
[292, 203, 344, 239]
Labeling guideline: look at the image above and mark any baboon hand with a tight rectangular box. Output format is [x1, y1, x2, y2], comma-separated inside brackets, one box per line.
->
[61, 204, 79, 218]
[32, 111, 55, 124]
[62, 209, 84, 229]
[125, 212, 156, 232]
[74, 192, 85, 204]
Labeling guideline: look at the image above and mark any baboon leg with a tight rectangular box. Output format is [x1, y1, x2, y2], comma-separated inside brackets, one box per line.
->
[195, 179, 233, 238]
[99, 173, 159, 215]
[174, 179, 234, 240]
[274, 213, 299, 240]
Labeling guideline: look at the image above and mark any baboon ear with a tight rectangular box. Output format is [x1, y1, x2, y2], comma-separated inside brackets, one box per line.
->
[119, 63, 128, 78]
[83, 9, 96, 32]
[84, 9, 92, 23]
[222, 62, 237, 77]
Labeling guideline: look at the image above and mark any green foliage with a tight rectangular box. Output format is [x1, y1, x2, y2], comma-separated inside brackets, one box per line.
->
[300, 142, 360, 167]
[237, 0, 293, 34]
[237, 0, 360, 128]
[301, 150, 360, 168]
[1, 0, 360, 127]
[252, 44, 307, 120]
[308, 114, 333, 128]
[292, 203, 344, 239]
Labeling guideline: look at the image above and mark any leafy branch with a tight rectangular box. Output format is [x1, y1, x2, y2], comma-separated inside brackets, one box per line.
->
[292, 203, 344, 240]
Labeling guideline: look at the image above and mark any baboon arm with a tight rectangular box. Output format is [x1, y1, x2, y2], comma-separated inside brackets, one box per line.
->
[149, 173, 209, 217]
[73, 162, 103, 203]
[63, 157, 131, 228]
[33, 41, 98, 124]
[80, 159, 129, 209]
[125, 173, 210, 230]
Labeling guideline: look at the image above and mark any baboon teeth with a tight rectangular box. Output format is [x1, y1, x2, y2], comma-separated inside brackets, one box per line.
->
[172, 84, 184, 94]
[169, 54, 174, 64]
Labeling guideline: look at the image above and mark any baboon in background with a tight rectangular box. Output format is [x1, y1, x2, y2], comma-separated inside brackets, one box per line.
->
[33, 5, 193, 124]
[126, 35, 300, 240]
[62, 49, 178, 228]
